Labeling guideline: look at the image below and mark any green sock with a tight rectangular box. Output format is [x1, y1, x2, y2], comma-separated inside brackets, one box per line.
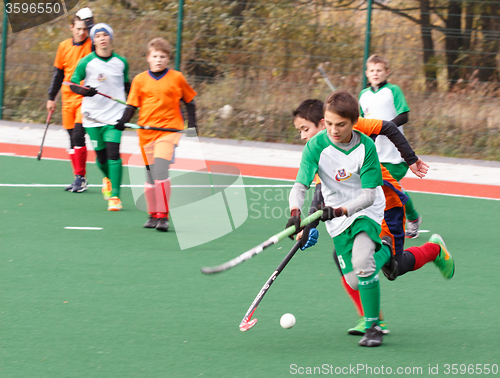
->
[404, 191, 419, 221]
[374, 244, 391, 273]
[96, 158, 109, 177]
[358, 274, 380, 329]
[108, 159, 122, 197]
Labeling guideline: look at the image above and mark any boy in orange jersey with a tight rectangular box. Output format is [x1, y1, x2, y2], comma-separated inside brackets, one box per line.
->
[47, 7, 94, 192]
[292, 98, 454, 336]
[115, 38, 197, 231]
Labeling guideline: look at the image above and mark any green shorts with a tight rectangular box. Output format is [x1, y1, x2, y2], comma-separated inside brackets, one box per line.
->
[382, 162, 409, 182]
[333, 216, 382, 275]
[85, 125, 122, 151]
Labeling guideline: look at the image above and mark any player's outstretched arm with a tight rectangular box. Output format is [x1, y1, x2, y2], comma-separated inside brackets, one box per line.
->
[408, 158, 429, 179]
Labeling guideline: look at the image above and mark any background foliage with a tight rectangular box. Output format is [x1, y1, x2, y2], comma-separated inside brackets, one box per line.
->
[1, 0, 499, 159]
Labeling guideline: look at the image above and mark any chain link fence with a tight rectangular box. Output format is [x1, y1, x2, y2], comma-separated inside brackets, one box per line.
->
[1, 0, 499, 159]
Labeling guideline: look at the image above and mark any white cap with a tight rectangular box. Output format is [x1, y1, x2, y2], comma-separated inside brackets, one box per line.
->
[76, 7, 93, 20]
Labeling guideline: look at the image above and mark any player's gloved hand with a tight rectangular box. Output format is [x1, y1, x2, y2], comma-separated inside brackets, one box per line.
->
[320, 206, 346, 222]
[299, 224, 319, 250]
[285, 209, 302, 240]
[184, 127, 197, 137]
[82, 86, 97, 97]
[114, 120, 126, 131]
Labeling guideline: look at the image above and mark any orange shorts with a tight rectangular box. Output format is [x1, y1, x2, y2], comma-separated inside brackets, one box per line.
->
[140, 132, 181, 165]
[61, 101, 83, 130]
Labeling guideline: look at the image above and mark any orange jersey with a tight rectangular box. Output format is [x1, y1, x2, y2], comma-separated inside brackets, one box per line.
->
[54, 38, 92, 103]
[353, 117, 383, 136]
[354, 117, 406, 210]
[127, 69, 197, 147]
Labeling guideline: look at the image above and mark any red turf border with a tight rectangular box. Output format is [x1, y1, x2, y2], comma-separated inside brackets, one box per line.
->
[2, 142, 499, 200]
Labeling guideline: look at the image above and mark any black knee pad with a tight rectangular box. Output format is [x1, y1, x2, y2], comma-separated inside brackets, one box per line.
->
[106, 142, 120, 161]
[95, 148, 107, 165]
[153, 158, 171, 181]
[72, 123, 86, 147]
[67, 128, 75, 149]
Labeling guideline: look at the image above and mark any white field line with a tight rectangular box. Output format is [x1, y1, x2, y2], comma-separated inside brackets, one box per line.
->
[64, 227, 103, 230]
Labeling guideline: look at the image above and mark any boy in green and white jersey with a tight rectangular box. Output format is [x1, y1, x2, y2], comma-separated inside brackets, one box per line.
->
[359, 54, 422, 238]
[287, 90, 395, 347]
[70, 23, 130, 211]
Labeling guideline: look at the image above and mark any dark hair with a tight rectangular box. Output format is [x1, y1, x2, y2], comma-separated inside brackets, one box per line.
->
[147, 38, 173, 58]
[71, 15, 82, 26]
[324, 90, 359, 123]
[292, 99, 324, 127]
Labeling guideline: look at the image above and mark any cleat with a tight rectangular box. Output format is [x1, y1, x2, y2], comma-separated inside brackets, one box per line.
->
[381, 236, 398, 281]
[430, 234, 455, 279]
[348, 317, 366, 335]
[156, 217, 169, 232]
[379, 321, 390, 335]
[143, 216, 159, 228]
[359, 323, 384, 347]
[107, 196, 122, 211]
[71, 175, 88, 193]
[102, 177, 112, 200]
[65, 180, 74, 191]
[405, 215, 422, 239]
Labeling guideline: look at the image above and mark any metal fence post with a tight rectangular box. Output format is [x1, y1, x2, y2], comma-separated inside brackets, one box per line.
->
[0, 5, 8, 119]
[361, 0, 373, 89]
[175, 0, 184, 71]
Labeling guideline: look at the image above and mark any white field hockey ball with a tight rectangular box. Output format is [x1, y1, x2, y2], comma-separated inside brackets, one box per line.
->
[280, 313, 296, 329]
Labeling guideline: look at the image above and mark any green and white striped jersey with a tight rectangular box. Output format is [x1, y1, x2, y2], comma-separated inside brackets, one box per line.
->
[296, 130, 385, 237]
[359, 83, 410, 164]
[71, 52, 129, 128]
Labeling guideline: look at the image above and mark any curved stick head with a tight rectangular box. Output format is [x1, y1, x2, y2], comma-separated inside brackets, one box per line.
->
[239, 318, 258, 332]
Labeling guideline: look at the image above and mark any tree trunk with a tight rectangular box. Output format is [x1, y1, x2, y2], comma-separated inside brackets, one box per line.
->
[420, 0, 437, 91]
[477, 2, 500, 82]
[444, 1, 463, 90]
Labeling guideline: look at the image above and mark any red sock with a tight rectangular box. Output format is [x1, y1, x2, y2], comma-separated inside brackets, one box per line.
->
[68, 148, 76, 176]
[340, 276, 364, 317]
[73, 146, 87, 176]
[144, 182, 157, 216]
[155, 178, 171, 218]
[407, 242, 440, 271]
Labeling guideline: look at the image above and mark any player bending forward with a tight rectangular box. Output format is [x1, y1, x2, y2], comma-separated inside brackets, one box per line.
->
[116, 37, 197, 231]
[287, 90, 395, 347]
[70, 23, 130, 211]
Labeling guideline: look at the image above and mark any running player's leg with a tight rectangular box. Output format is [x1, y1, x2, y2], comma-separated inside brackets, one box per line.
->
[152, 136, 176, 232]
[383, 162, 421, 238]
[141, 144, 158, 228]
[71, 103, 88, 191]
[62, 101, 78, 191]
[103, 125, 123, 211]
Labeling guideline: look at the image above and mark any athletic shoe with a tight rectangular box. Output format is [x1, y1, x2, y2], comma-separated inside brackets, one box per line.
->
[348, 317, 366, 335]
[107, 197, 122, 211]
[348, 317, 390, 335]
[71, 175, 88, 193]
[405, 215, 422, 239]
[144, 216, 159, 228]
[381, 236, 398, 281]
[102, 177, 112, 200]
[430, 234, 455, 279]
[65, 180, 74, 191]
[379, 320, 390, 335]
[156, 217, 169, 232]
[359, 323, 384, 347]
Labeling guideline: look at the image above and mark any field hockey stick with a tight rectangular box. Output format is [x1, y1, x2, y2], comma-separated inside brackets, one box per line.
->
[83, 112, 183, 132]
[239, 240, 301, 332]
[318, 67, 336, 91]
[37, 109, 54, 161]
[63, 81, 127, 105]
[200, 210, 323, 274]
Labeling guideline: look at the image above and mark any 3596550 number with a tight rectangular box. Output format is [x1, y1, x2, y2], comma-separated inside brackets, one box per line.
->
[443, 364, 498, 375]
[6, 2, 61, 14]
